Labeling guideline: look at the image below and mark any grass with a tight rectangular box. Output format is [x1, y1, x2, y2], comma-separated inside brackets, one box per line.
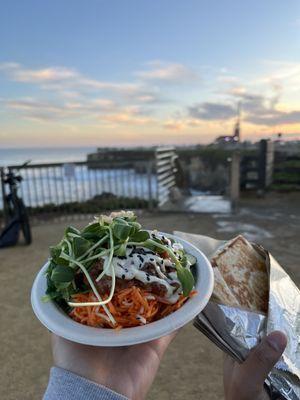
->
[0, 194, 155, 222]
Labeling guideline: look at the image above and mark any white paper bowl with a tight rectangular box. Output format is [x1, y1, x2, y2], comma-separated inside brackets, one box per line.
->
[31, 232, 214, 346]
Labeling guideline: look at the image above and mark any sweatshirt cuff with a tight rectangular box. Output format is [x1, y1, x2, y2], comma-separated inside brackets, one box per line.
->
[43, 367, 129, 400]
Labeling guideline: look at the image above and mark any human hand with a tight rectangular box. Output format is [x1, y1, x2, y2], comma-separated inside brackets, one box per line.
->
[223, 331, 287, 400]
[52, 332, 176, 400]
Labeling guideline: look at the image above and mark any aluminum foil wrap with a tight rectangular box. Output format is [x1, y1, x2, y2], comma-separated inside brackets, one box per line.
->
[174, 232, 300, 400]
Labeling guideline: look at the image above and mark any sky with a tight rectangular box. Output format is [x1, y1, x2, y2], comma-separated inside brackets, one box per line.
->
[0, 0, 300, 148]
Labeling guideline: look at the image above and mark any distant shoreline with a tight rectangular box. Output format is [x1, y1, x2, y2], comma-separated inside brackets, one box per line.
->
[0, 147, 95, 166]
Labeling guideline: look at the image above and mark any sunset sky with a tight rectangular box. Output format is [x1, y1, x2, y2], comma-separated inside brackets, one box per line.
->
[1, 0, 300, 148]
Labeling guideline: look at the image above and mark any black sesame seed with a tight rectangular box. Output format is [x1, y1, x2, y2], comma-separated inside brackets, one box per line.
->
[150, 258, 154, 262]
[135, 248, 146, 255]
[122, 274, 125, 279]
[146, 276, 150, 282]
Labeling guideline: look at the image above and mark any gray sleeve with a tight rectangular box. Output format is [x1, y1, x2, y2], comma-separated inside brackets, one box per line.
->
[43, 367, 129, 400]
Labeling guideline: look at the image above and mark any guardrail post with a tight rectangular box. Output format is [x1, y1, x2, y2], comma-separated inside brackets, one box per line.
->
[229, 152, 240, 213]
[0, 168, 9, 223]
[258, 139, 274, 192]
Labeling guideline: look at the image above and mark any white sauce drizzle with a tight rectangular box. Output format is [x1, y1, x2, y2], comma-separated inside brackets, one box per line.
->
[102, 234, 183, 304]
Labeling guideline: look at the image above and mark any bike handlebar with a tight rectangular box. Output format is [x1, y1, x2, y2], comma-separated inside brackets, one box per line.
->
[2, 160, 31, 185]
[16, 160, 31, 171]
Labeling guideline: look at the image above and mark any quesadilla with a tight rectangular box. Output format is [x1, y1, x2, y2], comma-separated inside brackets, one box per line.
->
[211, 235, 268, 313]
[211, 267, 240, 307]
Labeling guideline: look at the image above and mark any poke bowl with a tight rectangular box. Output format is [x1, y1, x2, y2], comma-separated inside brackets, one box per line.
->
[31, 211, 214, 346]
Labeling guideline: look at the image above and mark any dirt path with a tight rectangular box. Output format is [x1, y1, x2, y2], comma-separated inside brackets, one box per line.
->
[1, 197, 299, 400]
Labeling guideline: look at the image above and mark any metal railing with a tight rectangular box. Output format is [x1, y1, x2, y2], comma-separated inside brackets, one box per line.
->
[0, 161, 157, 218]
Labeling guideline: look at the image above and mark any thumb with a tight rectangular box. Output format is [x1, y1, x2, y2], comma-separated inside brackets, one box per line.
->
[239, 331, 287, 392]
[146, 331, 178, 360]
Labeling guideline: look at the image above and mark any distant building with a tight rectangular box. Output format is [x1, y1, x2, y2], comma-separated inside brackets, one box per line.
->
[214, 105, 241, 146]
[214, 134, 239, 145]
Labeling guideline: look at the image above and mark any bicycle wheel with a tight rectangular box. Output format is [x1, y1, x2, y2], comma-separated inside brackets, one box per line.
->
[17, 198, 32, 245]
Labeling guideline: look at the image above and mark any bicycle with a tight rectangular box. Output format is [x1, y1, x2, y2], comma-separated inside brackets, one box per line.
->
[0, 161, 32, 248]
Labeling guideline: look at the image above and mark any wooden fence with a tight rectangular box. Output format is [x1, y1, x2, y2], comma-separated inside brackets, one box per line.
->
[241, 139, 299, 191]
[240, 140, 274, 191]
[155, 147, 178, 207]
[272, 153, 300, 190]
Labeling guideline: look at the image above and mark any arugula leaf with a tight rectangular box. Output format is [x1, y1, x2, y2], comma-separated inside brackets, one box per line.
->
[129, 221, 142, 234]
[130, 230, 150, 242]
[51, 265, 75, 283]
[49, 246, 69, 266]
[176, 268, 195, 297]
[65, 226, 80, 236]
[112, 219, 133, 241]
[45, 271, 59, 297]
[81, 223, 107, 240]
[50, 245, 62, 260]
[54, 281, 72, 290]
[72, 237, 91, 258]
[41, 292, 60, 302]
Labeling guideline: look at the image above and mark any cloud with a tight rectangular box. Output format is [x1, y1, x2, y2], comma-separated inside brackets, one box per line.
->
[188, 102, 236, 120]
[255, 60, 300, 97]
[246, 109, 300, 126]
[235, 92, 266, 113]
[1, 96, 155, 127]
[0, 62, 20, 71]
[3, 98, 84, 122]
[163, 120, 186, 131]
[0, 61, 171, 132]
[0, 61, 169, 123]
[163, 117, 208, 131]
[136, 61, 197, 83]
[15, 67, 77, 83]
[0, 62, 151, 98]
[232, 90, 300, 126]
[187, 89, 300, 127]
[1, 59, 300, 139]
[101, 111, 154, 126]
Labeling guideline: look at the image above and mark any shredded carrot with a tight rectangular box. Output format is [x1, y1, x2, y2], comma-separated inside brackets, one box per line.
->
[69, 286, 197, 329]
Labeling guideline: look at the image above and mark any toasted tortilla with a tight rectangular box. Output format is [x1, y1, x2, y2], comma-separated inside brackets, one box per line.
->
[211, 235, 268, 313]
[211, 267, 240, 307]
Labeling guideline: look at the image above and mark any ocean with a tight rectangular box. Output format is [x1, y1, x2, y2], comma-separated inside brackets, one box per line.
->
[0, 147, 95, 166]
